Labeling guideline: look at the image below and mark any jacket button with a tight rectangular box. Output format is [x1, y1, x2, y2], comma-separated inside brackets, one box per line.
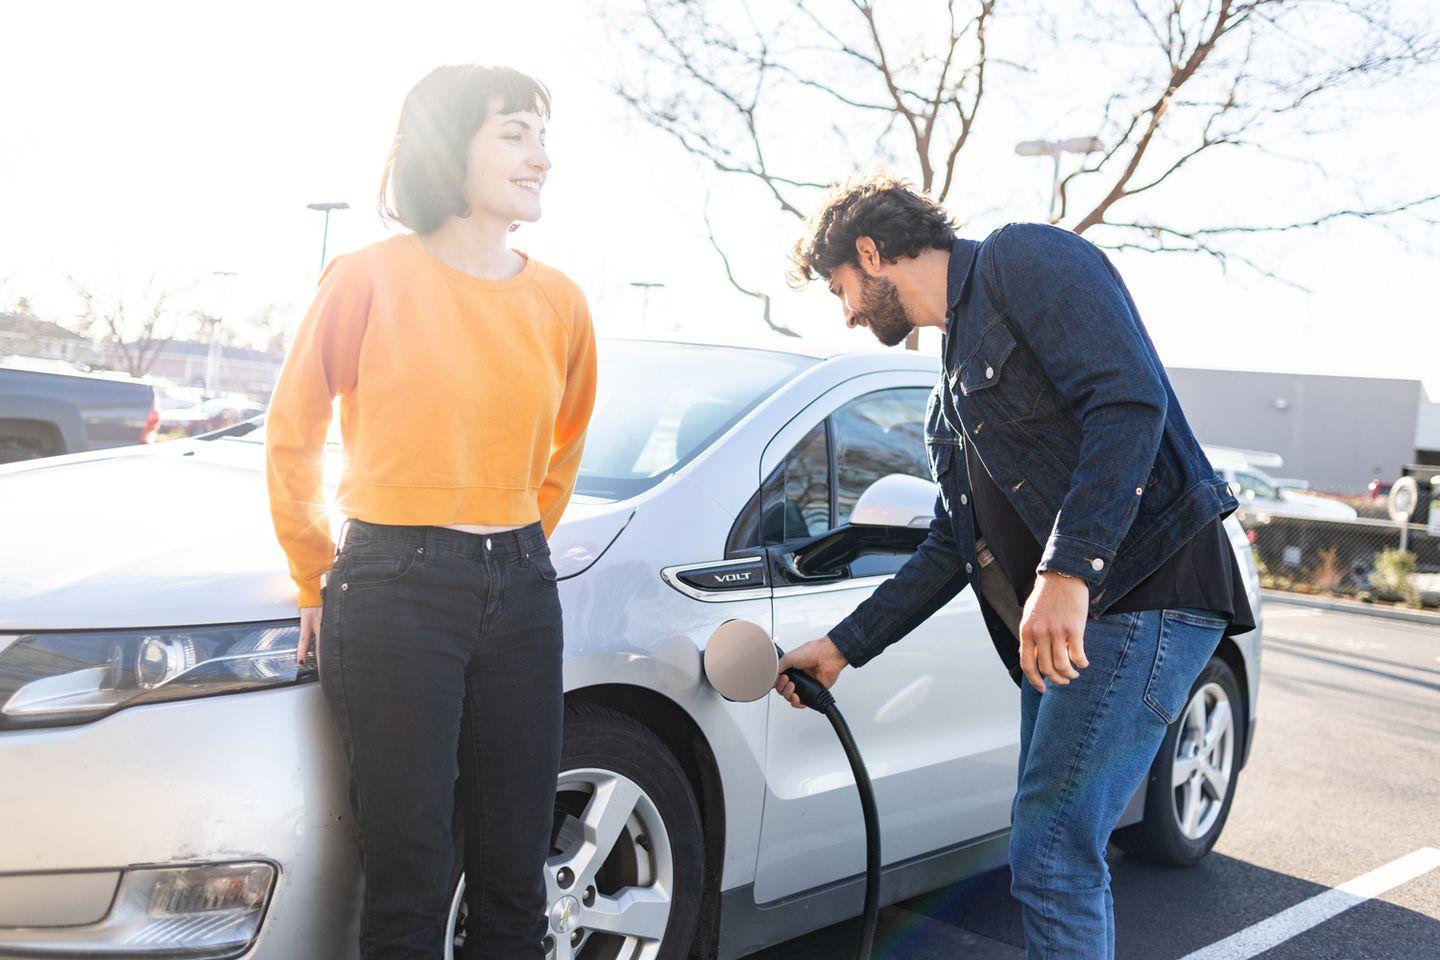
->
[985, 365, 994, 379]
[340, 582, 348, 591]
[960, 494, 969, 505]
[965, 562, 974, 574]
[1135, 486, 1144, 495]
[1091, 558, 1104, 571]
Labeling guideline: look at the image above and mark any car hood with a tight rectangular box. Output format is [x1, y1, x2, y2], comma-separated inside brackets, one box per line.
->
[0, 442, 633, 631]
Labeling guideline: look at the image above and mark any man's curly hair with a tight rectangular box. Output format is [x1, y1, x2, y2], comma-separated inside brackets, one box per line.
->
[789, 169, 957, 286]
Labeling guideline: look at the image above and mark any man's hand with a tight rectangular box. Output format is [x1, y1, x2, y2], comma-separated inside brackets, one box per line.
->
[298, 606, 322, 668]
[774, 636, 850, 709]
[1018, 572, 1090, 693]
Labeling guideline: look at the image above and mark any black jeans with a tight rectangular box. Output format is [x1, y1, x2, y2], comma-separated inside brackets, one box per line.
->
[318, 518, 564, 959]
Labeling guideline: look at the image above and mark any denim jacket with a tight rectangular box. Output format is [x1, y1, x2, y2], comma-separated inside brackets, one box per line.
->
[828, 223, 1237, 680]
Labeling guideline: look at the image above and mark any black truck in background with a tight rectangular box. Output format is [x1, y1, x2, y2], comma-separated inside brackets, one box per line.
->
[0, 362, 159, 464]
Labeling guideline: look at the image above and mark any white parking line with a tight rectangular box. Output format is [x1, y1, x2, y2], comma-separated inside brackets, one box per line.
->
[1178, 848, 1440, 960]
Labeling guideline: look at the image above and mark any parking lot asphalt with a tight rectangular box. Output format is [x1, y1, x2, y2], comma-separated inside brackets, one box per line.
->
[745, 602, 1440, 959]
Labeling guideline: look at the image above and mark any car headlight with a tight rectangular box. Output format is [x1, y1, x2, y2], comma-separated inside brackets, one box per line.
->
[0, 861, 276, 958]
[0, 621, 312, 730]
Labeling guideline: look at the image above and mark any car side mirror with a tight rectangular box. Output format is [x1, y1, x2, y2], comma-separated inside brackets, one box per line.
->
[850, 474, 937, 528]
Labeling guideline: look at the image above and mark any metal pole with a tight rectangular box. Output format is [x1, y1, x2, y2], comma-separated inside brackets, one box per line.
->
[1049, 148, 1062, 223]
[307, 202, 350, 278]
[208, 271, 237, 395]
[629, 282, 665, 332]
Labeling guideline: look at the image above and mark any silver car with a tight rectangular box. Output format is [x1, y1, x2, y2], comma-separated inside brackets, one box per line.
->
[0, 338, 1262, 959]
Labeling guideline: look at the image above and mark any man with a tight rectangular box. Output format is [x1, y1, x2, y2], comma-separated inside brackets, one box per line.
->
[777, 171, 1254, 960]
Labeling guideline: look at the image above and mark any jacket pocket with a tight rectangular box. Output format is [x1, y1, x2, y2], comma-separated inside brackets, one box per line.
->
[955, 321, 1055, 426]
[957, 322, 1018, 396]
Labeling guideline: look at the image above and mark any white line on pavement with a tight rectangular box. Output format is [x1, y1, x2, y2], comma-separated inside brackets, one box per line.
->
[1178, 848, 1440, 960]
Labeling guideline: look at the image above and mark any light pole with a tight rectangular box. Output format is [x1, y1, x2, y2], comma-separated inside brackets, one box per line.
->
[1014, 137, 1104, 223]
[206, 270, 237, 395]
[629, 281, 665, 332]
[306, 202, 350, 276]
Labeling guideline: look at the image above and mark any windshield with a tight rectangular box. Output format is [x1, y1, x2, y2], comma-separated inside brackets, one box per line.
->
[211, 340, 815, 499]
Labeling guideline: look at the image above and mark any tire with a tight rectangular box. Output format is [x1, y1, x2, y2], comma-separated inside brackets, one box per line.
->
[1113, 655, 1245, 866]
[446, 701, 705, 960]
[0, 420, 64, 465]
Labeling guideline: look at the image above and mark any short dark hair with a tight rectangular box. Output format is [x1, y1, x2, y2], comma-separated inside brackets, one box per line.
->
[789, 170, 957, 286]
[378, 65, 551, 234]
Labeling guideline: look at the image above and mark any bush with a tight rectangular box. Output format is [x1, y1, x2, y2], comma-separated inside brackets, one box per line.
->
[1369, 548, 1419, 605]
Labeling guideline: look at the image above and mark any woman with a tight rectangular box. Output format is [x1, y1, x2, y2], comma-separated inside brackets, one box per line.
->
[265, 64, 596, 959]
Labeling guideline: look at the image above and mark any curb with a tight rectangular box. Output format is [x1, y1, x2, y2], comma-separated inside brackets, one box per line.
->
[1261, 589, 1440, 627]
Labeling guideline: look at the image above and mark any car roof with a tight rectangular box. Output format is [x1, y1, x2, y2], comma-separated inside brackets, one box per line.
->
[601, 334, 939, 370]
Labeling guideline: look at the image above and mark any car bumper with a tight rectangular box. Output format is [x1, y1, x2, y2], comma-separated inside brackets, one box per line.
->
[0, 684, 358, 958]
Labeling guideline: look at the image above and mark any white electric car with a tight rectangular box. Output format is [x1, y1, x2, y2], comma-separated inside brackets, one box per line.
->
[0, 338, 1263, 960]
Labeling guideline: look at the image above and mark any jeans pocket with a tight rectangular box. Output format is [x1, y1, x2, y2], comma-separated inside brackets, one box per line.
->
[1142, 608, 1226, 724]
[334, 541, 419, 590]
[525, 546, 559, 582]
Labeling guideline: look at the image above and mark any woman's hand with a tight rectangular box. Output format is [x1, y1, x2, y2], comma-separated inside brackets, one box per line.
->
[298, 605, 323, 668]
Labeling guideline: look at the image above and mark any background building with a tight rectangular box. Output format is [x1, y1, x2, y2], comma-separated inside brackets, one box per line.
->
[1169, 367, 1440, 494]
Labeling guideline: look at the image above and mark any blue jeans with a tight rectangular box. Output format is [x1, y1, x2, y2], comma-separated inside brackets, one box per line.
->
[319, 519, 564, 959]
[1009, 608, 1225, 959]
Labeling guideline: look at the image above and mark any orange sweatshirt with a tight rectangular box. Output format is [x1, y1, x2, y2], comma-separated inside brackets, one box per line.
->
[265, 233, 597, 607]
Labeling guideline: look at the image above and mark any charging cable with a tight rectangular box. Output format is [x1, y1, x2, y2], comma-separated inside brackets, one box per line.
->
[782, 667, 880, 960]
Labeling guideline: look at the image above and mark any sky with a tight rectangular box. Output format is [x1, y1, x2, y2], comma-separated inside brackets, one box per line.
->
[2, 1, 1437, 393]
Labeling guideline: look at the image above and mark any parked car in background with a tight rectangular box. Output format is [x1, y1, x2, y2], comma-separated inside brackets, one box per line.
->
[0, 339, 1264, 960]
[0, 358, 158, 464]
[1222, 464, 1358, 521]
[1203, 448, 1358, 522]
[157, 396, 267, 439]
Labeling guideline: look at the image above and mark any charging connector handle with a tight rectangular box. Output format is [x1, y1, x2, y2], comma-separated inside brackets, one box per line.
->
[782, 667, 836, 712]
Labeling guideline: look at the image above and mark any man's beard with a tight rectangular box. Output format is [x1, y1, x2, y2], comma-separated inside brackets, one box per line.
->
[856, 272, 913, 347]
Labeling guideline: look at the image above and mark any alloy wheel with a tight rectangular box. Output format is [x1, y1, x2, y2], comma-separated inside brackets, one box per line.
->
[1170, 681, 1235, 840]
[446, 767, 674, 959]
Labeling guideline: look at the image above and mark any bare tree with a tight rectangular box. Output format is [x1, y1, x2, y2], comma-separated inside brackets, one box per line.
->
[610, 0, 1437, 322]
[1054, 0, 1440, 278]
[612, 0, 994, 341]
[225, 303, 292, 356]
[66, 276, 195, 378]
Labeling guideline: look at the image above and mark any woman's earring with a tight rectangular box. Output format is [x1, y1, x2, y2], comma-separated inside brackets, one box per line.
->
[508, 221, 520, 233]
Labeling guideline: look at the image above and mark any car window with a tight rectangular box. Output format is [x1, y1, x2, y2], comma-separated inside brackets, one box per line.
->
[576, 341, 814, 497]
[1235, 470, 1279, 501]
[832, 388, 930, 527]
[213, 341, 816, 499]
[733, 388, 932, 553]
[760, 421, 830, 545]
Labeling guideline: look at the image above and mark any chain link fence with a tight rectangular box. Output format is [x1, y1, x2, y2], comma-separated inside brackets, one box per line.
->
[1236, 504, 1440, 609]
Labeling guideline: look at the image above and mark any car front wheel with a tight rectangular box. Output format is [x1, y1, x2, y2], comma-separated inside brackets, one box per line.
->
[446, 701, 705, 959]
[1113, 655, 1244, 866]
